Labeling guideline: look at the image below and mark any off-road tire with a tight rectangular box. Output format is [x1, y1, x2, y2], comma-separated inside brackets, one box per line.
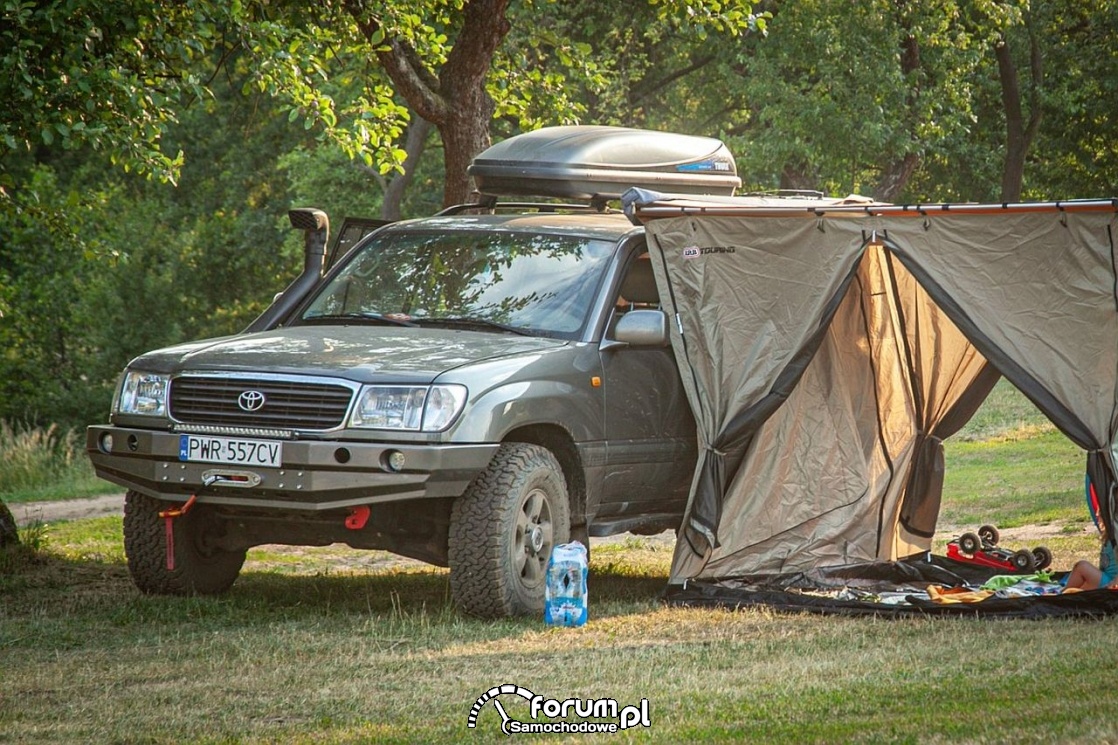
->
[123, 490, 246, 595]
[448, 443, 571, 618]
[1032, 545, 1053, 571]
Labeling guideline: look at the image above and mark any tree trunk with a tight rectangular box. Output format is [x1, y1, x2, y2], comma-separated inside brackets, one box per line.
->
[381, 116, 433, 221]
[350, 0, 511, 208]
[995, 25, 1043, 202]
[872, 153, 921, 202]
[433, 0, 508, 206]
[996, 41, 1026, 202]
[872, 4, 921, 201]
[779, 163, 817, 192]
[441, 100, 496, 206]
[0, 499, 18, 548]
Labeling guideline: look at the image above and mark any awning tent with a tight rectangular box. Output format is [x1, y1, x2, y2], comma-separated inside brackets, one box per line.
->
[626, 194, 1118, 615]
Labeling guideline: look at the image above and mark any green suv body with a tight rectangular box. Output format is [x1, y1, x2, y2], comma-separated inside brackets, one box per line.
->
[86, 126, 736, 616]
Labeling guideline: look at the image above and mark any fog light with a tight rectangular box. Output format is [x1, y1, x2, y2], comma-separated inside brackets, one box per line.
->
[99, 433, 114, 453]
[384, 450, 406, 472]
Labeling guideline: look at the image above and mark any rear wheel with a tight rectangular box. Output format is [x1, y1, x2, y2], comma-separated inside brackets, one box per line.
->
[449, 443, 571, 618]
[123, 490, 246, 595]
[978, 524, 1000, 546]
[1032, 546, 1053, 571]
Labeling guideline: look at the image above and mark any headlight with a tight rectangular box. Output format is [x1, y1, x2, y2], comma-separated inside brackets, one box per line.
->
[114, 371, 170, 417]
[349, 384, 467, 432]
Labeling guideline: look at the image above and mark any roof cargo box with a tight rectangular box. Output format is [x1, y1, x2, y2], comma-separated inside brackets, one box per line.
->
[468, 125, 741, 201]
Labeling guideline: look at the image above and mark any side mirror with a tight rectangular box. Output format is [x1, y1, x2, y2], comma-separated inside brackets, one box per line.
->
[611, 309, 669, 348]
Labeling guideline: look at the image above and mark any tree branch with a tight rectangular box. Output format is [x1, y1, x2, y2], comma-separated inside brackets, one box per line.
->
[439, 0, 510, 99]
[630, 54, 717, 109]
[377, 39, 449, 123]
[344, 3, 449, 124]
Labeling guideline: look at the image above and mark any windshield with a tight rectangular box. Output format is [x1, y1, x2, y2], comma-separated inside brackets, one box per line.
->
[299, 229, 616, 338]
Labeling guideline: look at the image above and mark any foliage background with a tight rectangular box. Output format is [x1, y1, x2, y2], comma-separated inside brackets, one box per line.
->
[1, 0, 1116, 432]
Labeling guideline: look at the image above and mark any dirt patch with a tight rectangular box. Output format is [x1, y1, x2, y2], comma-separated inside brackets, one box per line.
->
[992, 524, 1093, 542]
[936, 523, 1093, 543]
[13, 494, 125, 527]
[13, 496, 1091, 560]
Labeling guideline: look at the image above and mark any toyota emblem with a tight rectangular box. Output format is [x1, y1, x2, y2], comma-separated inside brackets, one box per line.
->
[237, 390, 266, 412]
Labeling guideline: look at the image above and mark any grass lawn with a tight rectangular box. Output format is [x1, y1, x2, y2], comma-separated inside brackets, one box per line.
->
[940, 428, 1084, 530]
[3, 381, 1115, 743]
[4, 520, 1118, 744]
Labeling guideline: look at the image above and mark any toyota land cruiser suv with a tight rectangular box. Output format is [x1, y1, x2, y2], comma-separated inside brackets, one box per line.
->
[86, 125, 740, 617]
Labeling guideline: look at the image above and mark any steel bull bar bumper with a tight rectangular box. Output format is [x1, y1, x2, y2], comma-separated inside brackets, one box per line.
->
[86, 425, 500, 511]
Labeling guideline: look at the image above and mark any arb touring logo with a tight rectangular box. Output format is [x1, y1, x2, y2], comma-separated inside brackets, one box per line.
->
[467, 683, 651, 735]
[683, 245, 736, 259]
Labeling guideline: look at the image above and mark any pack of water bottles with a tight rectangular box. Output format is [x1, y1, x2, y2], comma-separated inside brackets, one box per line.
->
[544, 541, 588, 627]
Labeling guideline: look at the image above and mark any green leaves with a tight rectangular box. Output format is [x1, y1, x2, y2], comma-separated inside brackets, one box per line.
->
[0, 0, 234, 183]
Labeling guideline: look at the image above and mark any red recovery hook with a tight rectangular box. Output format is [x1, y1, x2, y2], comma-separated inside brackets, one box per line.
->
[345, 505, 371, 530]
[158, 495, 197, 571]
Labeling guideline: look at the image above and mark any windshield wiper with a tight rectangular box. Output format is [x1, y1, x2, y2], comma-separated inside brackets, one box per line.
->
[412, 316, 532, 336]
[301, 311, 417, 327]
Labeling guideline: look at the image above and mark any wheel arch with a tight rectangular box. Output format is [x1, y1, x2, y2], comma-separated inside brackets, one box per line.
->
[502, 424, 586, 531]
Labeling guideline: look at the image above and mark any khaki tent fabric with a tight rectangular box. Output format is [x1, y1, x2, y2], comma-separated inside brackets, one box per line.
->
[641, 206, 1118, 584]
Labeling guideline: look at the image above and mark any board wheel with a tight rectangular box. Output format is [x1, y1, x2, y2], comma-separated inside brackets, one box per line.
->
[1011, 548, 1036, 572]
[958, 532, 981, 556]
[978, 524, 1000, 546]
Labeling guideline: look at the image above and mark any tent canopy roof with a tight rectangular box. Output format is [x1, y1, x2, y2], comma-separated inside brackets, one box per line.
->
[625, 190, 1118, 222]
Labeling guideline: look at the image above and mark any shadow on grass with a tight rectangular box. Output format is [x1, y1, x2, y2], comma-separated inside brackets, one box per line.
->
[589, 566, 671, 605]
[240, 564, 668, 614]
[1, 546, 672, 644]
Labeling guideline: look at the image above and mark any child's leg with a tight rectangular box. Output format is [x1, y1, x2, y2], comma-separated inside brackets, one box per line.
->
[1065, 560, 1104, 590]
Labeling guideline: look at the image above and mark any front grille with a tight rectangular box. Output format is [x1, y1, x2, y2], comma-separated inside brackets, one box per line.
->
[169, 376, 354, 430]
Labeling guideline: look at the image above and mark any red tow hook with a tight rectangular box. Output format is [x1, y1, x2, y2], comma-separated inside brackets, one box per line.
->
[345, 505, 371, 530]
[158, 495, 197, 571]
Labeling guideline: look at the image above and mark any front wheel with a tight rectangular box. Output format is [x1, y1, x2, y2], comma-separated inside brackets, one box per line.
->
[448, 443, 571, 618]
[123, 490, 246, 595]
[958, 532, 981, 556]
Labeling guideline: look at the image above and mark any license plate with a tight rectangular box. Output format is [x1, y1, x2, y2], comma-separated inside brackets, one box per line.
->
[178, 435, 282, 467]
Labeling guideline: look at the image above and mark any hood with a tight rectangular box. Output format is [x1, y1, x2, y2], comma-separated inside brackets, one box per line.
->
[130, 325, 568, 384]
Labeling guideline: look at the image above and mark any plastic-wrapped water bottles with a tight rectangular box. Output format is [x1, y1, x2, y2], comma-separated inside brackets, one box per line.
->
[544, 541, 588, 627]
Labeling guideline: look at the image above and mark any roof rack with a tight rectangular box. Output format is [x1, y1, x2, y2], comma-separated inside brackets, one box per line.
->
[740, 189, 827, 200]
[437, 195, 621, 216]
